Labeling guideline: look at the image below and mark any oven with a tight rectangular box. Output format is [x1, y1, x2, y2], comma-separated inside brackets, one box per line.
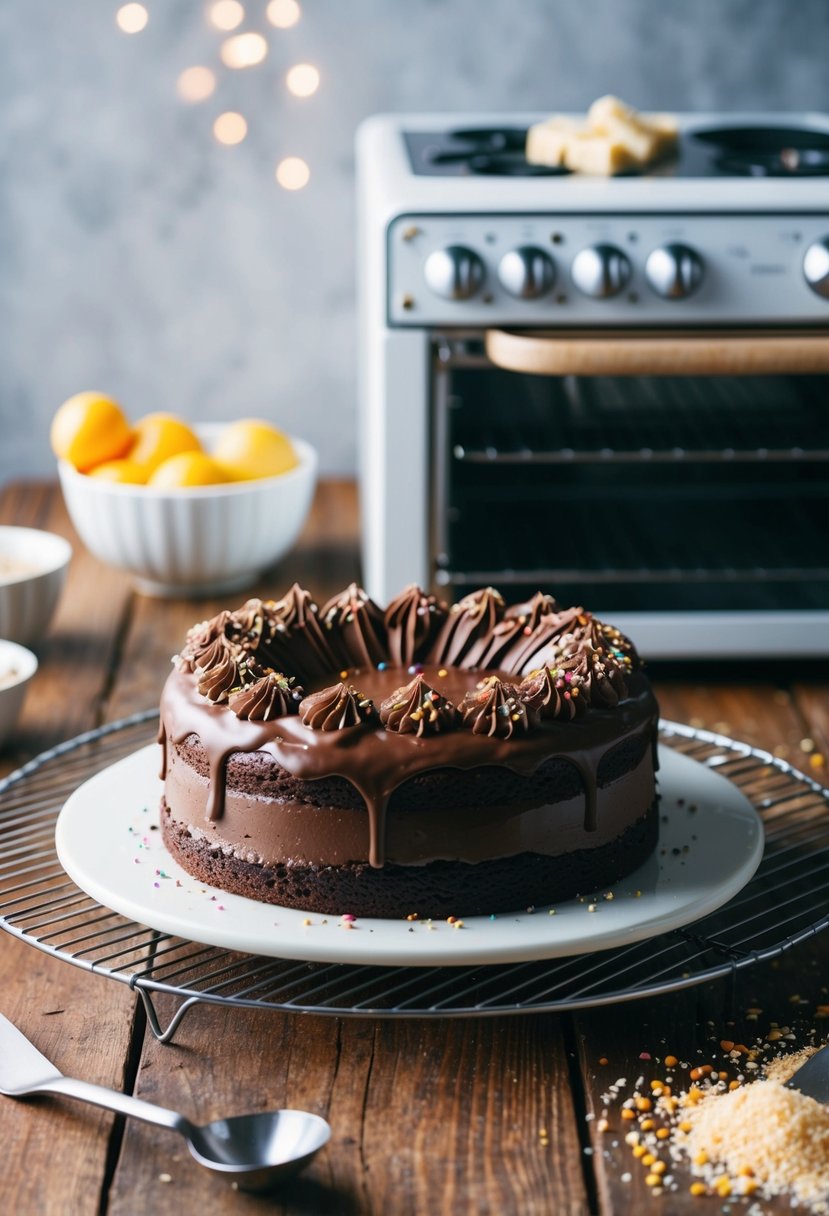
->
[356, 113, 829, 657]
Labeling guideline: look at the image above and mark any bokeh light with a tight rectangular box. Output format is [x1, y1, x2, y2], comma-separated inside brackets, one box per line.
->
[177, 66, 217, 103]
[266, 0, 301, 29]
[116, 3, 148, 33]
[220, 32, 268, 68]
[275, 157, 310, 190]
[208, 1, 245, 32]
[285, 63, 319, 98]
[213, 112, 248, 145]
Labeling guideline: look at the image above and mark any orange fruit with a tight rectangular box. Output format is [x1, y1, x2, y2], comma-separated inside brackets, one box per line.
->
[212, 419, 298, 481]
[148, 452, 229, 488]
[50, 392, 133, 473]
[88, 459, 148, 484]
[129, 413, 202, 475]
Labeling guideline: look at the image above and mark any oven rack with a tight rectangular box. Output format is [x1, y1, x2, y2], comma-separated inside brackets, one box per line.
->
[445, 363, 829, 465]
[442, 492, 829, 591]
[0, 713, 827, 1043]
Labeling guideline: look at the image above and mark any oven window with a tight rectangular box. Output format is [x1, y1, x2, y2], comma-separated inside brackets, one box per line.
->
[431, 351, 829, 614]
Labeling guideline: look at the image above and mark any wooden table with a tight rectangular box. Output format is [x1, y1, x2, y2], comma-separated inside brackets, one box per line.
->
[1, 479, 827, 1215]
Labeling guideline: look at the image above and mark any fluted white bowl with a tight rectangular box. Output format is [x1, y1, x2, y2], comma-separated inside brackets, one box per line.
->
[57, 427, 318, 598]
[0, 640, 38, 748]
[0, 527, 72, 646]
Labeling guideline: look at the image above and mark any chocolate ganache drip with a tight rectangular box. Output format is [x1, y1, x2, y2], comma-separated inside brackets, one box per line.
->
[427, 587, 505, 668]
[299, 682, 376, 731]
[384, 584, 447, 667]
[320, 583, 387, 669]
[518, 662, 587, 721]
[229, 672, 304, 721]
[380, 674, 457, 737]
[459, 676, 530, 739]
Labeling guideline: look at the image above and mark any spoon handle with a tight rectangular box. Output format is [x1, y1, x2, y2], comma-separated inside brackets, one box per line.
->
[22, 1075, 191, 1137]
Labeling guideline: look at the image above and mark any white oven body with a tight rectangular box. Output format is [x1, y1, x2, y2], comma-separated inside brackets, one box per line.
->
[356, 114, 829, 658]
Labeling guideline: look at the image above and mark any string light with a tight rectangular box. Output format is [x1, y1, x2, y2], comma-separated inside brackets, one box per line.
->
[117, 2, 317, 181]
[275, 157, 310, 190]
[116, 3, 148, 33]
[213, 112, 248, 145]
[285, 63, 319, 98]
[220, 32, 268, 68]
[208, 1, 245, 31]
[177, 66, 217, 103]
[266, 0, 301, 29]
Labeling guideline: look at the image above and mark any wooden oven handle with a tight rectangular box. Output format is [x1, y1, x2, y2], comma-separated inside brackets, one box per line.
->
[485, 328, 829, 376]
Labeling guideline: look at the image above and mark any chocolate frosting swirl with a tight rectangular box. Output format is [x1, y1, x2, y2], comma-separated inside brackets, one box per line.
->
[466, 592, 568, 671]
[267, 583, 339, 681]
[384, 584, 447, 668]
[320, 583, 387, 669]
[379, 674, 457, 737]
[299, 682, 376, 731]
[518, 663, 586, 721]
[196, 643, 247, 703]
[538, 636, 629, 709]
[229, 672, 304, 721]
[179, 610, 241, 674]
[459, 676, 530, 739]
[427, 587, 506, 668]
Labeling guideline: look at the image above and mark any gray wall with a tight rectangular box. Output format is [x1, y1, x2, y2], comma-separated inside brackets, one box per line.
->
[2, 0, 828, 480]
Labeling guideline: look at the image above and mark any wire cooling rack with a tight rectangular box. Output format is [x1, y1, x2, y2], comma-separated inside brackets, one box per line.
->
[0, 712, 827, 1043]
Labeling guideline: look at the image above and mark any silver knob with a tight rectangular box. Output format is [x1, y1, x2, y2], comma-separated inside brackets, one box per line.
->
[645, 244, 704, 299]
[571, 244, 631, 299]
[498, 246, 556, 299]
[804, 238, 829, 299]
[424, 245, 485, 300]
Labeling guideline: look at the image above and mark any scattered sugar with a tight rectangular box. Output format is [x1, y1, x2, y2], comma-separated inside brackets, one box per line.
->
[683, 1066, 829, 1209]
[598, 1019, 829, 1209]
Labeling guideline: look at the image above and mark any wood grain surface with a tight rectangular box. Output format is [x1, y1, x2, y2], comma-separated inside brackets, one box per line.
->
[0, 480, 827, 1215]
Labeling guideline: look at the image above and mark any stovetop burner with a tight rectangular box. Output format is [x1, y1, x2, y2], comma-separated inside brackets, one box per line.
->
[403, 121, 829, 178]
[409, 127, 570, 177]
[693, 125, 829, 176]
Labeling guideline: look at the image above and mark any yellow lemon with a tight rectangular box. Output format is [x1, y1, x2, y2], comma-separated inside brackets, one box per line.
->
[129, 412, 202, 475]
[213, 419, 298, 481]
[88, 459, 148, 484]
[148, 452, 229, 489]
[50, 391, 133, 473]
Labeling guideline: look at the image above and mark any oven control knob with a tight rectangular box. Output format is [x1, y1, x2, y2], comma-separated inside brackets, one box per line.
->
[424, 245, 485, 300]
[804, 238, 829, 298]
[571, 244, 631, 298]
[645, 243, 704, 299]
[498, 246, 556, 299]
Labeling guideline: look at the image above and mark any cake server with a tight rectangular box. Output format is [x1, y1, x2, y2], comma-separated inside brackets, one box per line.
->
[0, 1012, 330, 1192]
[784, 1045, 829, 1104]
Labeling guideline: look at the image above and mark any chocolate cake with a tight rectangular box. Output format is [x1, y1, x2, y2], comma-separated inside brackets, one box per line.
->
[158, 584, 660, 918]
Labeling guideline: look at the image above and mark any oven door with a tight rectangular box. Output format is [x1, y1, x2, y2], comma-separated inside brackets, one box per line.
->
[429, 328, 829, 657]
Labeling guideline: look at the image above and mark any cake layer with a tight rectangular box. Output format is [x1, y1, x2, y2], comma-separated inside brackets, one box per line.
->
[161, 798, 659, 918]
[163, 744, 656, 868]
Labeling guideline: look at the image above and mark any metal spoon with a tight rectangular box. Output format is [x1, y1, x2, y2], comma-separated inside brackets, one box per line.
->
[785, 1045, 829, 1104]
[0, 1013, 330, 1192]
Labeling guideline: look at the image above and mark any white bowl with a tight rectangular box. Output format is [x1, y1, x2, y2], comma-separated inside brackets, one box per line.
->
[57, 427, 318, 597]
[0, 640, 38, 748]
[0, 527, 72, 646]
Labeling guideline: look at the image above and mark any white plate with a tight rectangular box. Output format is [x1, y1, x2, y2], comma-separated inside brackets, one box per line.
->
[55, 744, 764, 967]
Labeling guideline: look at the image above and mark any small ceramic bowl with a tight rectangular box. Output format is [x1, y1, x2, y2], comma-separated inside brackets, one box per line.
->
[0, 639, 38, 749]
[57, 427, 318, 598]
[0, 527, 72, 646]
